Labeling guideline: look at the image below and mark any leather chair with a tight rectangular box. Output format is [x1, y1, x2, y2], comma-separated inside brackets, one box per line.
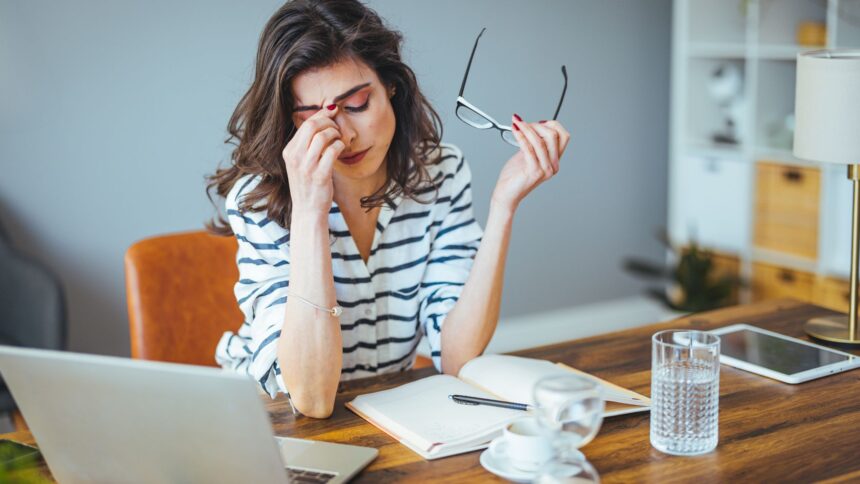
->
[125, 230, 431, 368]
[125, 231, 242, 366]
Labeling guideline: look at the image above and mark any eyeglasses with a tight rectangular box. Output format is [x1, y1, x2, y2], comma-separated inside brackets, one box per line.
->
[456, 27, 568, 147]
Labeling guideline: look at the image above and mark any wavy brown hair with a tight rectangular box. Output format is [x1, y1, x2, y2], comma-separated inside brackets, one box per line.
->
[206, 0, 444, 235]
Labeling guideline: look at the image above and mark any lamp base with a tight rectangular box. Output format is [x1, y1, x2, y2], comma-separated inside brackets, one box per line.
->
[804, 316, 860, 345]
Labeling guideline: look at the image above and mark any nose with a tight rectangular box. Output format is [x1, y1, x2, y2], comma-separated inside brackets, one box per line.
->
[332, 113, 357, 149]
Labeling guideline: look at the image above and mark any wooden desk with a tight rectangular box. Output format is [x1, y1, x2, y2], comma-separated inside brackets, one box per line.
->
[5, 299, 860, 482]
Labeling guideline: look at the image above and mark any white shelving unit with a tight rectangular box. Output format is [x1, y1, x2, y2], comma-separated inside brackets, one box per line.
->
[669, 0, 860, 304]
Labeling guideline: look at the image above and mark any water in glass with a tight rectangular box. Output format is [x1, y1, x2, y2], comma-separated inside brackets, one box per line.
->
[650, 330, 720, 456]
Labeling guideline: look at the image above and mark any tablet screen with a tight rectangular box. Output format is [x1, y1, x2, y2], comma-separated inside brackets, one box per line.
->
[720, 329, 852, 375]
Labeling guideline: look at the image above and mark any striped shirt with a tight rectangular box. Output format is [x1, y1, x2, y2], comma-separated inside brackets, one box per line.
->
[215, 143, 483, 399]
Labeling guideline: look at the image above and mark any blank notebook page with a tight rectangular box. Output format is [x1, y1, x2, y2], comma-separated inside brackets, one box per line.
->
[459, 355, 573, 405]
[349, 374, 521, 452]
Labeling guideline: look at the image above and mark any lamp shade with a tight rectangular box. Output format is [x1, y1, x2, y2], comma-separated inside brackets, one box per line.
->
[794, 50, 860, 164]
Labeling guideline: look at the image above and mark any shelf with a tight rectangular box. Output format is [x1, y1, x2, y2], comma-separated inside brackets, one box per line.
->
[687, 140, 745, 159]
[758, 0, 826, 46]
[756, 44, 822, 60]
[671, 0, 858, 297]
[754, 147, 818, 167]
[751, 248, 818, 274]
[686, 43, 826, 61]
[683, 144, 823, 168]
[688, 43, 747, 59]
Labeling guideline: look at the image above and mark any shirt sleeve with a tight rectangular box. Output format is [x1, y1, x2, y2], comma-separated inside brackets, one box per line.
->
[418, 147, 484, 372]
[214, 176, 292, 400]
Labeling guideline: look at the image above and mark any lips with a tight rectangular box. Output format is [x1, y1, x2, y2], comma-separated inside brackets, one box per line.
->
[338, 146, 371, 165]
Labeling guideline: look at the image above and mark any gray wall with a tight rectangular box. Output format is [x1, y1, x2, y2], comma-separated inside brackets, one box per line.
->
[0, 0, 671, 356]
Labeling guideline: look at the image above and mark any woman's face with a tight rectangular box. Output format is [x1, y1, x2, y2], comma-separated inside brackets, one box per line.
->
[290, 57, 396, 185]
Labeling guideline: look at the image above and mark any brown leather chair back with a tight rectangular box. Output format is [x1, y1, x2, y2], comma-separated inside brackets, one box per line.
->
[125, 230, 433, 369]
[125, 230, 243, 366]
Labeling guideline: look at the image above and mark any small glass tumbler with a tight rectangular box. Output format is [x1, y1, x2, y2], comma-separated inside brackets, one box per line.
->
[650, 330, 720, 456]
[533, 375, 604, 483]
[533, 374, 605, 449]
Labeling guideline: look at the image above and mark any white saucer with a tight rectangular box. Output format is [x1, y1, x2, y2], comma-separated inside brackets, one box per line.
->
[479, 445, 535, 483]
[479, 435, 586, 483]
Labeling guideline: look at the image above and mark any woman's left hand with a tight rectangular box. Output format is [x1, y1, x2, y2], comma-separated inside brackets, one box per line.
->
[491, 115, 570, 213]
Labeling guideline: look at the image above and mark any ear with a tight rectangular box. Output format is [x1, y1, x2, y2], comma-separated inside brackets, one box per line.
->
[388, 85, 396, 98]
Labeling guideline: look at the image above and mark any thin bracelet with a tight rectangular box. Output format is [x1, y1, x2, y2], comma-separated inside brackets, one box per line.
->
[288, 292, 342, 317]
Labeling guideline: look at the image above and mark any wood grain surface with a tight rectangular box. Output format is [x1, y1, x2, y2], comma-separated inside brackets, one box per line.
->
[6, 299, 860, 483]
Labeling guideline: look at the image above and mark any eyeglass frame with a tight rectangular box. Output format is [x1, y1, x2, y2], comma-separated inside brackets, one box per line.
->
[456, 27, 568, 146]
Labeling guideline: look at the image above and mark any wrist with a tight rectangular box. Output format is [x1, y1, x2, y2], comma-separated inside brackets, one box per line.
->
[488, 201, 516, 229]
[489, 195, 518, 219]
[290, 209, 329, 231]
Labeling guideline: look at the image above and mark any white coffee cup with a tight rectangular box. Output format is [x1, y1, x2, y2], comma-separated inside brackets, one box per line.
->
[489, 417, 554, 472]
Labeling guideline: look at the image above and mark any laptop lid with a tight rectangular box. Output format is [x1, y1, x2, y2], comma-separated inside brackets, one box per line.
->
[0, 345, 289, 484]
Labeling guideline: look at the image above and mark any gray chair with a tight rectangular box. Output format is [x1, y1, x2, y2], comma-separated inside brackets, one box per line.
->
[0, 219, 67, 417]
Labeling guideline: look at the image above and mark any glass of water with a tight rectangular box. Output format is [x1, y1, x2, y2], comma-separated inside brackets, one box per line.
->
[650, 330, 720, 456]
[533, 374, 604, 483]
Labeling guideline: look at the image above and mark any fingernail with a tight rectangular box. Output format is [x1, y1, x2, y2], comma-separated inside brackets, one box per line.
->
[326, 104, 337, 111]
[539, 120, 547, 123]
[513, 113, 522, 122]
[513, 124, 520, 132]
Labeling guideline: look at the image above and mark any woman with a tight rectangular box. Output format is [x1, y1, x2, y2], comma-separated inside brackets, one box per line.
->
[209, 0, 569, 418]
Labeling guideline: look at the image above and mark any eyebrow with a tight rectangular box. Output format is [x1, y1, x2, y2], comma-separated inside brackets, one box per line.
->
[293, 82, 372, 112]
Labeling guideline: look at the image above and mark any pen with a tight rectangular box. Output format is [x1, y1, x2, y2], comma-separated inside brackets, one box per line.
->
[448, 394, 533, 411]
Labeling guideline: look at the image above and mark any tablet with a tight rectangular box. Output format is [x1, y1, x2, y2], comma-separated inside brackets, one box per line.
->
[709, 324, 860, 384]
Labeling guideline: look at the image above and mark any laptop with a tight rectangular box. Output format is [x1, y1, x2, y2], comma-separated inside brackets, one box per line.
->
[0, 345, 377, 483]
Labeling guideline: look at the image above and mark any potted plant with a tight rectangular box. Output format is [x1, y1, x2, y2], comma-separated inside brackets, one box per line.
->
[623, 230, 745, 313]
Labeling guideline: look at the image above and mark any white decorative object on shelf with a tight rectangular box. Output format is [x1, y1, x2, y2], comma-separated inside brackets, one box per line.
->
[707, 62, 747, 145]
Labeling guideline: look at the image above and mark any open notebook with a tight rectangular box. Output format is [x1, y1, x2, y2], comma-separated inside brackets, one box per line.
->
[346, 354, 650, 460]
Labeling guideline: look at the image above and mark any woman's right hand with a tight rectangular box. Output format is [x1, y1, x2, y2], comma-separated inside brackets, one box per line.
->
[282, 105, 345, 216]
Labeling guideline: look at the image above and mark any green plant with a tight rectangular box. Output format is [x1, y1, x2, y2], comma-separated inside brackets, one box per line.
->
[0, 441, 50, 484]
[623, 230, 745, 313]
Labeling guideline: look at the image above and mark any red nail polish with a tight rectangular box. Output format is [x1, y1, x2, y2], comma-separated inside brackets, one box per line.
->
[326, 104, 337, 111]
[539, 120, 547, 123]
[513, 113, 522, 122]
[513, 124, 520, 131]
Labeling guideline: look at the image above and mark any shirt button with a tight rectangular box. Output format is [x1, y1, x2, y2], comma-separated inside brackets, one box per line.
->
[365, 308, 373, 316]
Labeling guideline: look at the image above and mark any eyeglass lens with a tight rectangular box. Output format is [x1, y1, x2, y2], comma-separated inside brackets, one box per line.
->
[456, 104, 494, 129]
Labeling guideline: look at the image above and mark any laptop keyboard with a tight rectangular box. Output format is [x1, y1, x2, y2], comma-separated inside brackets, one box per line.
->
[286, 466, 338, 483]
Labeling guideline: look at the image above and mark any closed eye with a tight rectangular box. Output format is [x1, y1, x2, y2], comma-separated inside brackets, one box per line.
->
[345, 93, 371, 113]
[345, 101, 369, 112]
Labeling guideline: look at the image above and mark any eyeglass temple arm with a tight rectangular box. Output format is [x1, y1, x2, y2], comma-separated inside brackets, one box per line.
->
[459, 27, 486, 98]
[552, 65, 568, 121]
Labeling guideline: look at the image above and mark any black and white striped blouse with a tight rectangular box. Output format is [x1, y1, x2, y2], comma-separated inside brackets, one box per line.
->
[215, 143, 483, 398]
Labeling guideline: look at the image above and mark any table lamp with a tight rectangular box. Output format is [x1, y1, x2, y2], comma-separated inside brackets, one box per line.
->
[794, 50, 860, 345]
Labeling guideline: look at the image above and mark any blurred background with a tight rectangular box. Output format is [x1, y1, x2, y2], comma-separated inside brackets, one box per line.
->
[0, 0, 672, 358]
